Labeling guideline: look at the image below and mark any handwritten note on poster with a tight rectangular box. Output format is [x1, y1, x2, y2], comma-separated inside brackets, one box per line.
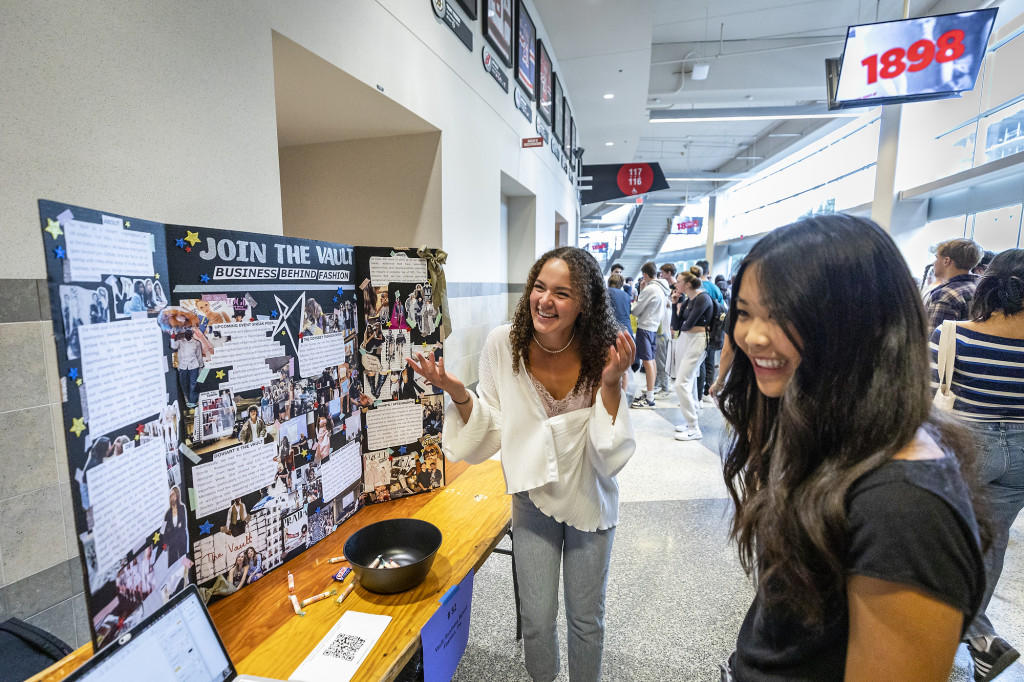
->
[192, 442, 277, 517]
[365, 399, 422, 450]
[79, 318, 167, 436]
[369, 256, 427, 285]
[203, 321, 286, 392]
[297, 333, 348, 378]
[88, 439, 168, 572]
[320, 441, 363, 502]
[64, 220, 155, 282]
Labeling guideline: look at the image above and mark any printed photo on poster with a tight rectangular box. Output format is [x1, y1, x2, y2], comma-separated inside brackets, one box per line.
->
[484, 0, 513, 67]
[553, 73, 564, 145]
[515, 0, 536, 98]
[195, 389, 236, 442]
[59, 285, 110, 359]
[109, 276, 167, 318]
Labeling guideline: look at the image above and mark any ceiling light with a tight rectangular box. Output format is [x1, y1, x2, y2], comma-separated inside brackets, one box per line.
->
[736, 156, 763, 160]
[666, 175, 748, 182]
[768, 133, 802, 138]
[603, 93, 615, 99]
[691, 63, 710, 80]
[650, 105, 862, 123]
[605, 142, 614, 146]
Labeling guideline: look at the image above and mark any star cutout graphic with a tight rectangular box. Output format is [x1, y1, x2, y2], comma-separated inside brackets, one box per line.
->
[185, 246, 191, 253]
[152, 531, 160, 544]
[44, 218, 63, 240]
[154, 273, 159, 279]
[336, 287, 345, 296]
[175, 238, 185, 248]
[215, 370, 225, 379]
[69, 417, 86, 437]
[184, 230, 201, 247]
[305, 452, 313, 461]
[76, 378, 82, 386]
[68, 368, 79, 380]
[398, 445, 407, 455]
[300, 448, 308, 457]
[333, 296, 339, 303]
[270, 293, 305, 354]
[270, 309, 279, 318]
[53, 246, 66, 259]
[314, 401, 319, 409]
[298, 332, 303, 339]
[125, 221, 131, 227]
[136, 423, 145, 434]
[134, 434, 140, 441]
[315, 506, 322, 515]
[200, 274, 210, 283]
[199, 520, 214, 535]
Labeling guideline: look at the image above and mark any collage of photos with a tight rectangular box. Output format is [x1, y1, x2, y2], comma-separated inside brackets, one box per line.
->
[41, 201, 452, 646]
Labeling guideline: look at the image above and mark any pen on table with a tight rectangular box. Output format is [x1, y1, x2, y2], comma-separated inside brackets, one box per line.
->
[335, 582, 356, 605]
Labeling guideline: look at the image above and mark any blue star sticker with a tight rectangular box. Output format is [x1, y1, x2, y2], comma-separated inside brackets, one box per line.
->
[333, 296, 339, 303]
[175, 237, 185, 248]
[270, 309, 279, 318]
[305, 452, 313, 460]
[336, 287, 344, 296]
[398, 445, 407, 455]
[315, 506, 322, 515]
[68, 367, 79, 380]
[54, 246, 66, 259]
[199, 520, 214, 535]
[200, 274, 210, 283]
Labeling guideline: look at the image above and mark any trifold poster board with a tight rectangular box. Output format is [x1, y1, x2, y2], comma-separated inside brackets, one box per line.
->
[38, 200, 448, 650]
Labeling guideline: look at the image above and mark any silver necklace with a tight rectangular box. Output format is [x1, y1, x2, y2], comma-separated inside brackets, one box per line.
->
[533, 329, 575, 354]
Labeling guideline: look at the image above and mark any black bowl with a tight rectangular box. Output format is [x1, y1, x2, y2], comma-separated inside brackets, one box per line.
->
[344, 518, 443, 594]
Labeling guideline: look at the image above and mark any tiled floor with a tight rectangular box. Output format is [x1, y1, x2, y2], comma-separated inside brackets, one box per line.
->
[453, 392, 1024, 681]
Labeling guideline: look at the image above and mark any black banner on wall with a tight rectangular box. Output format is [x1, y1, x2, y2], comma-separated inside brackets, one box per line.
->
[580, 162, 670, 205]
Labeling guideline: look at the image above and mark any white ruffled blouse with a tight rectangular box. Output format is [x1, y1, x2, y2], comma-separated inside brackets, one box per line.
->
[442, 325, 636, 531]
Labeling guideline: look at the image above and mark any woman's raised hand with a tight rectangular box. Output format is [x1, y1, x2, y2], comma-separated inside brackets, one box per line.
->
[406, 352, 467, 400]
[601, 331, 636, 390]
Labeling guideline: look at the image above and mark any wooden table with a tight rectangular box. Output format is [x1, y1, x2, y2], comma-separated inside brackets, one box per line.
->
[30, 458, 511, 682]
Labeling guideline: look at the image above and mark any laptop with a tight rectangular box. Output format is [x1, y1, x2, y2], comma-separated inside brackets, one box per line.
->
[66, 585, 282, 682]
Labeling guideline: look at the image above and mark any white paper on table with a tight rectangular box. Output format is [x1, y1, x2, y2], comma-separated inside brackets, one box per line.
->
[289, 611, 392, 682]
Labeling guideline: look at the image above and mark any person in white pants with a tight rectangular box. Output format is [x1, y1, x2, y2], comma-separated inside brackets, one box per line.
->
[673, 273, 713, 441]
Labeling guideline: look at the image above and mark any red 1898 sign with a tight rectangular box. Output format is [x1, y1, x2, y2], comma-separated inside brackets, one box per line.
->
[860, 29, 965, 85]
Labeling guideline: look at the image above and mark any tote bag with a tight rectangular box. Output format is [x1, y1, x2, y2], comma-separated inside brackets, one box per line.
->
[933, 320, 958, 411]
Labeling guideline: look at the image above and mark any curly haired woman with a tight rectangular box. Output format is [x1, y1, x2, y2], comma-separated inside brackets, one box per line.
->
[409, 246, 635, 682]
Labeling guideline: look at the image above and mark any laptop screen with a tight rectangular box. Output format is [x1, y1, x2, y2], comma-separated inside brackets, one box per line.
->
[68, 587, 234, 682]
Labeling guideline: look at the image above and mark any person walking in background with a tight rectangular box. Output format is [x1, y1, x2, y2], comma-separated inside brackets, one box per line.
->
[692, 262, 724, 401]
[715, 274, 730, 306]
[974, 250, 997, 277]
[925, 238, 984, 332]
[607, 273, 633, 335]
[930, 249, 1024, 682]
[410, 246, 635, 682]
[672, 273, 711, 441]
[718, 214, 987, 681]
[630, 262, 669, 408]
[654, 264, 676, 396]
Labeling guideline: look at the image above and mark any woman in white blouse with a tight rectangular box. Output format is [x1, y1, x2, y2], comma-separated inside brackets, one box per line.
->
[410, 247, 635, 682]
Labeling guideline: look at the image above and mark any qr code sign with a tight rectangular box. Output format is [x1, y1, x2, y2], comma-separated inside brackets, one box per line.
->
[323, 632, 366, 662]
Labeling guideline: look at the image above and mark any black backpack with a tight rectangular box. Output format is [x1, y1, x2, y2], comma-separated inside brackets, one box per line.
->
[706, 296, 727, 351]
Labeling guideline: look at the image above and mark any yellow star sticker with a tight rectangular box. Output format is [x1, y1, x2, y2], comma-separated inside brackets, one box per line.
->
[69, 417, 86, 437]
[135, 434, 140, 441]
[76, 378, 83, 386]
[154, 273, 159, 279]
[300, 448, 308, 457]
[152, 531, 160, 544]
[44, 218, 63, 240]
[125, 221, 131, 227]
[184, 230, 201, 246]
[215, 370, 225, 379]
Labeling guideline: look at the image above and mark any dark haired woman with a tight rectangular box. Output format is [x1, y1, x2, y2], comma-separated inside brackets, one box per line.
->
[409, 246, 635, 682]
[717, 214, 987, 681]
[930, 248, 1024, 681]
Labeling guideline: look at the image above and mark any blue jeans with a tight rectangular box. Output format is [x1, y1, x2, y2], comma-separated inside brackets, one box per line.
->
[512, 492, 616, 682]
[178, 367, 200, 406]
[965, 422, 1024, 641]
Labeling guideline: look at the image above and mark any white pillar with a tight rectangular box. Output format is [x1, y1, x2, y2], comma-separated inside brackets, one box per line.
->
[705, 195, 717, 271]
[871, 104, 902, 232]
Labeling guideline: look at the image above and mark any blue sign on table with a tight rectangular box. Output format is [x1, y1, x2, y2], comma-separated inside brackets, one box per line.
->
[422, 569, 474, 682]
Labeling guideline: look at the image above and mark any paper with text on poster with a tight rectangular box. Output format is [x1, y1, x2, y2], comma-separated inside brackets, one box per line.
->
[78, 318, 167, 436]
[422, 569, 474, 682]
[64, 220, 155, 282]
[202, 320, 286, 393]
[191, 442, 278, 517]
[289, 611, 392, 682]
[297, 333, 348, 379]
[88, 439, 169, 573]
[369, 255, 427, 285]
[320, 441, 363, 502]
[365, 399, 422, 450]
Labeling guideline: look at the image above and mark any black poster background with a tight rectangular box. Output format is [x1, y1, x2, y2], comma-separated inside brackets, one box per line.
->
[39, 201, 448, 650]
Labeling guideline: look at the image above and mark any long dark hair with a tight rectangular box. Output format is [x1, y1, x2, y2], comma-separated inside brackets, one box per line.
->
[971, 248, 1024, 321]
[719, 214, 987, 624]
[509, 246, 618, 394]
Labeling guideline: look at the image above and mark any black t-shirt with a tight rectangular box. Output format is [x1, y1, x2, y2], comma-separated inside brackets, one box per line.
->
[733, 457, 984, 682]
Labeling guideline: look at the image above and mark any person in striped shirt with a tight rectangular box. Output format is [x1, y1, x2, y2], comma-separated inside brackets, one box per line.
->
[930, 248, 1024, 682]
